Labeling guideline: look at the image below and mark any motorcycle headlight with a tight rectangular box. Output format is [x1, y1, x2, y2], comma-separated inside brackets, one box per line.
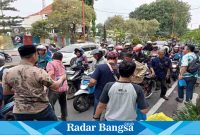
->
[80, 85, 88, 90]
[172, 65, 177, 68]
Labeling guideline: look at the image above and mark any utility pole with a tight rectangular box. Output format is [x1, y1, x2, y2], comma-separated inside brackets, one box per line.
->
[42, 0, 46, 9]
[82, 0, 85, 41]
[172, 13, 176, 36]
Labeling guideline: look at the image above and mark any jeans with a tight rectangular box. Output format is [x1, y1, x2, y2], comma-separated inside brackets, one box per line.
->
[178, 77, 197, 102]
[14, 104, 58, 121]
[48, 90, 67, 119]
[157, 78, 167, 97]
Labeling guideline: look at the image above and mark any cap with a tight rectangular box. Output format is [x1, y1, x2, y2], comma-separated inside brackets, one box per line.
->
[18, 45, 37, 57]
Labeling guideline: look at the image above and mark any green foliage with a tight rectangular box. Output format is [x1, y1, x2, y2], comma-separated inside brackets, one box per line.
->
[105, 16, 125, 32]
[174, 102, 200, 121]
[48, 0, 95, 36]
[104, 15, 160, 42]
[131, 37, 142, 45]
[130, 0, 191, 36]
[181, 29, 200, 45]
[31, 20, 50, 38]
[0, 0, 23, 34]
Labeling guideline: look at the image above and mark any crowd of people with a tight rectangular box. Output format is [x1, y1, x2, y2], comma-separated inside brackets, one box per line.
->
[0, 40, 199, 121]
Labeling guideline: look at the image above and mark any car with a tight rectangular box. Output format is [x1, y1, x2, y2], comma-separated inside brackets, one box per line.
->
[59, 42, 99, 67]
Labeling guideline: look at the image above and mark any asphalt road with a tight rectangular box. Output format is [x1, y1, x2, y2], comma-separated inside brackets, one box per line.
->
[4, 50, 200, 120]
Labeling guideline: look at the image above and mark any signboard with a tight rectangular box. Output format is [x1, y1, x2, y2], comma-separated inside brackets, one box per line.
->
[23, 35, 32, 45]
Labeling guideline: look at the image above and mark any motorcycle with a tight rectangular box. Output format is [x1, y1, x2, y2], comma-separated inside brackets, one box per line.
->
[0, 52, 12, 63]
[141, 69, 156, 99]
[0, 96, 14, 120]
[171, 60, 179, 81]
[73, 72, 95, 112]
[66, 65, 85, 100]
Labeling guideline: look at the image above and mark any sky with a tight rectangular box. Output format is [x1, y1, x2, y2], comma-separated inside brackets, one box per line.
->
[7, 0, 200, 29]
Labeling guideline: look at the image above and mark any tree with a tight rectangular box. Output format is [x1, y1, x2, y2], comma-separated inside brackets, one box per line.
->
[181, 29, 200, 45]
[48, 0, 95, 43]
[129, 0, 191, 36]
[96, 23, 104, 37]
[31, 20, 50, 38]
[105, 15, 125, 32]
[0, 0, 23, 34]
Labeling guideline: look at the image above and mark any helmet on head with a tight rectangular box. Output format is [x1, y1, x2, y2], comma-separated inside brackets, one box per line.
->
[74, 48, 84, 55]
[0, 54, 5, 67]
[147, 41, 152, 44]
[106, 51, 118, 59]
[115, 45, 123, 51]
[163, 46, 170, 53]
[37, 45, 47, 50]
[174, 45, 179, 49]
[133, 44, 143, 52]
[107, 44, 115, 51]
[91, 49, 104, 56]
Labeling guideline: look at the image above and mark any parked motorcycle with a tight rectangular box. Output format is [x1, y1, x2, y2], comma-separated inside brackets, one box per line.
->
[73, 72, 95, 112]
[0, 52, 12, 63]
[171, 60, 179, 81]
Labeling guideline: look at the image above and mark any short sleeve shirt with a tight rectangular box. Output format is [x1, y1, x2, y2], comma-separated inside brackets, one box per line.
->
[100, 82, 148, 121]
[181, 52, 197, 77]
[91, 64, 117, 99]
[151, 56, 171, 79]
[2, 61, 54, 114]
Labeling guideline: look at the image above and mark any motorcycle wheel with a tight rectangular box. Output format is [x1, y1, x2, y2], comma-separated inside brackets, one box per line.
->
[67, 84, 77, 100]
[73, 94, 90, 113]
[143, 80, 153, 99]
[5, 57, 12, 63]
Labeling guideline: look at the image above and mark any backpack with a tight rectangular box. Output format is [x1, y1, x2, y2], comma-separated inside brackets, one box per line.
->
[187, 55, 200, 74]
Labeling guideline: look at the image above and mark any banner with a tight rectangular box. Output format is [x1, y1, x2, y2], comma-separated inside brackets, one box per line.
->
[0, 121, 199, 135]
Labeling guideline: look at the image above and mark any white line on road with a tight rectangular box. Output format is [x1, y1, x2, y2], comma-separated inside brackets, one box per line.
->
[147, 81, 178, 117]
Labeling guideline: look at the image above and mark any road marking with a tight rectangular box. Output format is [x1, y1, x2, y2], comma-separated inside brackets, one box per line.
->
[147, 81, 177, 117]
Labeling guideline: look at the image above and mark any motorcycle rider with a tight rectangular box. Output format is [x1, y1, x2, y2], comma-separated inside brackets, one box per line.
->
[171, 45, 182, 61]
[90, 49, 107, 71]
[36, 45, 52, 70]
[115, 45, 124, 59]
[73, 48, 88, 69]
[107, 44, 115, 52]
[133, 44, 147, 63]
[143, 41, 153, 52]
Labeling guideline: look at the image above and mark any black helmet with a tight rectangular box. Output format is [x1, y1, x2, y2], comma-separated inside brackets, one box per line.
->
[74, 48, 84, 55]
[91, 49, 103, 56]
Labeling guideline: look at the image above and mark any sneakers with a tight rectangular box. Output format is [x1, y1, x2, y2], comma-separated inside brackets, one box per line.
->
[176, 97, 183, 103]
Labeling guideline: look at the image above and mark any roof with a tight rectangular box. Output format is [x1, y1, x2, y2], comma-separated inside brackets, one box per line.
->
[29, 4, 52, 17]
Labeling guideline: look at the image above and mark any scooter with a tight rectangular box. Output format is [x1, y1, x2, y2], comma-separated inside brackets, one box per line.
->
[0, 52, 12, 63]
[66, 65, 85, 100]
[73, 72, 95, 113]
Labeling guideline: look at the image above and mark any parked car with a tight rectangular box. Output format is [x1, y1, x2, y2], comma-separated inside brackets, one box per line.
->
[59, 42, 99, 67]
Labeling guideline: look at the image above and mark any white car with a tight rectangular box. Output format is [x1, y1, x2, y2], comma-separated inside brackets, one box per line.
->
[59, 42, 99, 67]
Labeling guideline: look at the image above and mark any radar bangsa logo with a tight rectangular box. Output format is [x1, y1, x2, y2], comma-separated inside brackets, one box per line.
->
[99, 122, 134, 133]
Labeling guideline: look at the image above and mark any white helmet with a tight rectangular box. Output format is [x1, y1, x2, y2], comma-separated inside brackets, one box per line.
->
[108, 44, 114, 48]
[37, 45, 47, 50]
[124, 43, 131, 46]
[147, 41, 152, 44]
